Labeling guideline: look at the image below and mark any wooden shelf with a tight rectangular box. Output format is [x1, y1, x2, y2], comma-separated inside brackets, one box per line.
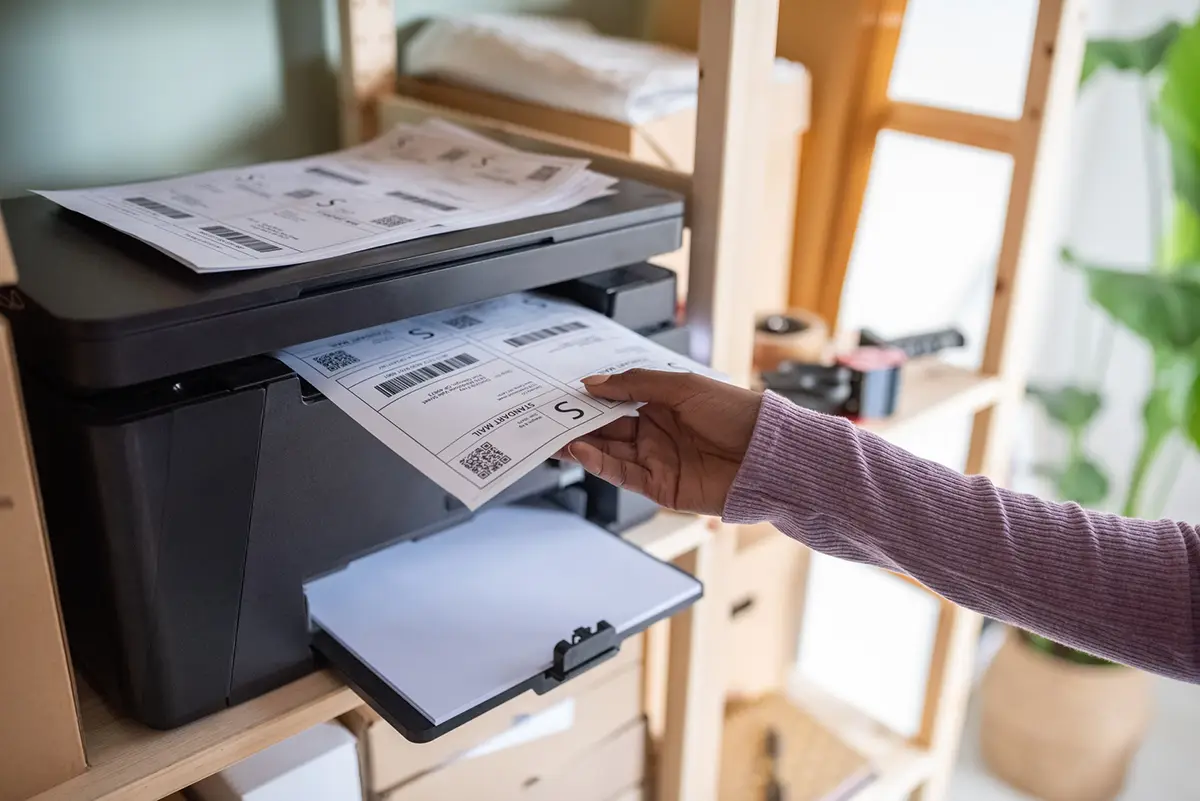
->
[860, 360, 1002, 440]
[787, 678, 932, 801]
[28, 512, 709, 801]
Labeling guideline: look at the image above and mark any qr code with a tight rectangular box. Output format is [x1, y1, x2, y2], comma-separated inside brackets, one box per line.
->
[442, 314, 483, 330]
[372, 214, 414, 228]
[312, 349, 360, 373]
[460, 442, 511, 480]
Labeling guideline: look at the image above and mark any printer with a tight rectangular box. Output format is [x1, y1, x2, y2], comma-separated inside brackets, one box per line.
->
[0, 176, 699, 738]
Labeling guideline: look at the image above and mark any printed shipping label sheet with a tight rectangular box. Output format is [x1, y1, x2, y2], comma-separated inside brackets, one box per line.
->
[275, 293, 721, 510]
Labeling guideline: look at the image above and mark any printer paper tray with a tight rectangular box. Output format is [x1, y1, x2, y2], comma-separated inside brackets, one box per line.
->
[304, 504, 702, 743]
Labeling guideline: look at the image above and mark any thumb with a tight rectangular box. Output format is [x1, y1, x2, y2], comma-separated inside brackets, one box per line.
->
[581, 368, 701, 407]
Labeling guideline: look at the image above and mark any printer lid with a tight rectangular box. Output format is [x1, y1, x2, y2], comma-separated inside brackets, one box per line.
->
[305, 504, 702, 743]
[1, 181, 682, 390]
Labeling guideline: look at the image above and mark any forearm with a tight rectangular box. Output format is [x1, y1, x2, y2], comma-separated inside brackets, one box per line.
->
[723, 392, 1200, 683]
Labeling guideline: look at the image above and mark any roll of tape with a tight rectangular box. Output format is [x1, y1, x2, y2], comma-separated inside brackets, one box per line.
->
[753, 310, 829, 374]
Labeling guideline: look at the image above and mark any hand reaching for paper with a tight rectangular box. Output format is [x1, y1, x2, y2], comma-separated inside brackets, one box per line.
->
[557, 369, 764, 516]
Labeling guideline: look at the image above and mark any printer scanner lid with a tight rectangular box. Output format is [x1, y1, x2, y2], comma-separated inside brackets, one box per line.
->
[1, 180, 682, 391]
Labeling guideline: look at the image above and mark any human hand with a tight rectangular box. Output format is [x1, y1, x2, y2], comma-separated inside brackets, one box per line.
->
[558, 369, 763, 516]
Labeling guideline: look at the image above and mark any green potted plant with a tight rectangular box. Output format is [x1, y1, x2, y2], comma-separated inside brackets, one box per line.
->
[980, 16, 1200, 801]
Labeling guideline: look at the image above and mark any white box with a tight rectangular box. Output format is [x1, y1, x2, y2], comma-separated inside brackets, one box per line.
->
[190, 722, 362, 801]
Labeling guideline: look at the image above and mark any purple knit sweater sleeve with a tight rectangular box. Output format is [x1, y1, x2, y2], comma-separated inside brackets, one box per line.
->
[723, 391, 1200, 683]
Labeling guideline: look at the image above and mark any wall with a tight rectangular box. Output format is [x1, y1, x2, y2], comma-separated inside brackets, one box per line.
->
[0, 0, 640, 198]
[0, 0, 344, 197]
[1021, 0, 1200, 522]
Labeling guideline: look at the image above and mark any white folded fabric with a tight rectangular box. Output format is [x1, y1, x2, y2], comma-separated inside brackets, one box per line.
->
[405, 14, 808, 125]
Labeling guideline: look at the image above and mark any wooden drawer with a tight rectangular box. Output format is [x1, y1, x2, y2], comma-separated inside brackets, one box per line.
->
[344, 634, 643, 795]
[725, 530, 807, 698]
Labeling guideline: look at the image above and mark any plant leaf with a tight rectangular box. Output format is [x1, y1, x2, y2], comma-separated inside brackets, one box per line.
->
[1158, 20, 1200, 218]
[1080, 21, 1182, 85]
[1027, 384, 1103, 430]
[1083, 266, 1200, 351]
[1054, 456, 1109, 507]
[1164, 198, 1200, 269]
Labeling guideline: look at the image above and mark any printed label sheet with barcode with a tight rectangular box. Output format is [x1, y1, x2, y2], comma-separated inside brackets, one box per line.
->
[374, 352, 479, 398]
[305, 166, 366, 185]
[125, 196, 193, 219]
[200, 225, 283, 253]
[312, 349, 360, 373]
[503, 321, 588, 348]
[526, 165, 562, 182]
[442, 314, 483, 330]
[387, 190, 458, 212]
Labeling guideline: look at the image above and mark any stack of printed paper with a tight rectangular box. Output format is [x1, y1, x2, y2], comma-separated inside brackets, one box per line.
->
[34, 119, 617, 273]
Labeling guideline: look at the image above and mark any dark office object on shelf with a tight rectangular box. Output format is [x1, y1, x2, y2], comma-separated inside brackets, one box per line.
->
[834, 347, 906, 420]
[761, 345, 905, 421]
[859, 326, 966, 359]
[0, 178, 701, 738]
[759, 361, 854, 416]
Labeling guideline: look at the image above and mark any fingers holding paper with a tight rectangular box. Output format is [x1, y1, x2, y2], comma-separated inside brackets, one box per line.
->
[556, 369, 764, 517]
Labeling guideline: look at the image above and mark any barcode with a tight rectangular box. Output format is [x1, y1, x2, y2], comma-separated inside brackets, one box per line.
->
[125, 196, 193, 219]
[374, 352, 479, 398]
[285, 188, 319, 199]
[387, 190, 458, 212]
[438, 147, 468, 162]
[306, 166, 366, 185]
[460, 442, 511, 480]
[503, 321, 588, 348]
[200, 225, 283, 253]
[312, 349, 360, 373]
[527, 165, 562, 182]
[372, 214, 414, 228]
[442, 314, 483, 330]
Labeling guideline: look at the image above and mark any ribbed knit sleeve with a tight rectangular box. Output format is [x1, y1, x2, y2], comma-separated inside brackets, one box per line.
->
[723, 391, 1200, 683]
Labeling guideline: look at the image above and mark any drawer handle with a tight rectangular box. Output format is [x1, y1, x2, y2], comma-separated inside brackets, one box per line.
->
[730, 597, 756, 618]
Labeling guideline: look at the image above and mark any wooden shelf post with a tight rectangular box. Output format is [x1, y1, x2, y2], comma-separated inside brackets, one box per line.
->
[0, 211, 87, 801]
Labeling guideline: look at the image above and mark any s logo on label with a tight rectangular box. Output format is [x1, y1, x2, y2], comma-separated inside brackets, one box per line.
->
[554, 400, 586, 420]
[408, 327, 436, 340]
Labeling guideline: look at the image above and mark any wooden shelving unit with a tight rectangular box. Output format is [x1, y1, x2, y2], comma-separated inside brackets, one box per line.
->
[650, 2, 1086, 799]
[788, 678, 931, 801]
[0, 2, 1087, 801]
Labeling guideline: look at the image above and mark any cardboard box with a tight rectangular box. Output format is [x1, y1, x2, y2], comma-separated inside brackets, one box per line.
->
[0, 212, 86, 801]
[344, 634, 643, 795]
[725, 533, 807, 699]
[190, 721, 363, 801]
[396, 72, 809, 316]
[382, 718, 647, 801]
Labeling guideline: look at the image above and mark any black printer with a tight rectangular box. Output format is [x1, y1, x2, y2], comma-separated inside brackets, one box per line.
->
[0, 177, 698, 738]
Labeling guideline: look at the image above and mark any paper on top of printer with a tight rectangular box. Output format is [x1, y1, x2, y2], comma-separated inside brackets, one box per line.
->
[274, 292, 723, 511]
[32, 119, 616, 274]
